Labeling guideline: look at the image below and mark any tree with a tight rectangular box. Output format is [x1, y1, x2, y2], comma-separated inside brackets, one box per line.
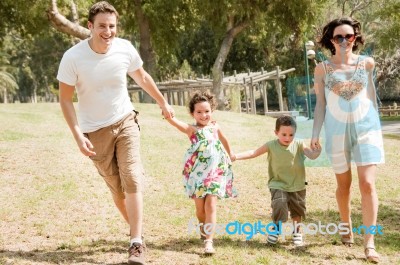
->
[0, 52, 18, 103]
[47, 0, 90, 39]
[193, 0, 325, 109]
[0, 71, 18, 103]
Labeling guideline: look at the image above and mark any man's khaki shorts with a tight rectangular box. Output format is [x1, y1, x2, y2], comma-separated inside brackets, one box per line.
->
[85, 111, 144, 198]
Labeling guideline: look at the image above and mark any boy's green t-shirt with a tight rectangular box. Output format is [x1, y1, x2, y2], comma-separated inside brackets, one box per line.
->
[266, 139, 306, 192]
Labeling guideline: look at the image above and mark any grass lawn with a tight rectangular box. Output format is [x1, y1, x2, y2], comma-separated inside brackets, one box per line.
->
[0, 103, 399, 265]
[380, 116, 400, 122]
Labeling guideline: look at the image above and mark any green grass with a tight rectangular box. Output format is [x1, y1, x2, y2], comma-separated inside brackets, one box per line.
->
[0, 103, 399, 264]
[380, 115, 400, 122]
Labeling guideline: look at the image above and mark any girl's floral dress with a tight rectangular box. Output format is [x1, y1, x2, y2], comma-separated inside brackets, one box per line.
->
[183, 123, 237, 199]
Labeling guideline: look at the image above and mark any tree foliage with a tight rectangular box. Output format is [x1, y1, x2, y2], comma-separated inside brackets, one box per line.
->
[0, 0, 399, 104]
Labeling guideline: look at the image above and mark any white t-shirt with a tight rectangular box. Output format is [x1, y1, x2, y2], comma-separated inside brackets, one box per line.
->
[57, 38, 143, 133]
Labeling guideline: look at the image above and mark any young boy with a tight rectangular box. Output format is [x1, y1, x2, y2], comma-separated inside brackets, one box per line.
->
[233, 115, 321, 246]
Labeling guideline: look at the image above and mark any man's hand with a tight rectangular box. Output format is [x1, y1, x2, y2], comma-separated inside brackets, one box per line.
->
[160, 103, 175, 119]
[77, 136, 96, 156]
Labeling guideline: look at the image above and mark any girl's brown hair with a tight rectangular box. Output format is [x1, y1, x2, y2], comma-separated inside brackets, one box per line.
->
[188, 91, 217, 113]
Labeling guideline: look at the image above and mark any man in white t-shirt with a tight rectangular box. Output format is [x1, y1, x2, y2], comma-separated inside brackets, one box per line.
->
[57, 2, 174, 264]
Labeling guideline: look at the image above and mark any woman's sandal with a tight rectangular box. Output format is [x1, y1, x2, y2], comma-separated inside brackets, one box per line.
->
[204, 239, 215, 254]
[365, 246, 380, 263]
[340, 223, 354, 247]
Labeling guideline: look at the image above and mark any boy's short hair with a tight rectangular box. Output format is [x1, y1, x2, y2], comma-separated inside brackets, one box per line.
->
[275, 115, 297, 131]
[88, 1, 119, 23]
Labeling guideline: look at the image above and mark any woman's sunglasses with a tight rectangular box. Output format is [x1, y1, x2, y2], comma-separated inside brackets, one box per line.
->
[332, 34, 356, 44]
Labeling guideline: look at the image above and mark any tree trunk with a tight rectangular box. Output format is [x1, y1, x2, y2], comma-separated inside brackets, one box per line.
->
[3, 88, 8, 103]
[133, 0, 157, 103]
[32, 84, 38, 103]
[212, 17, 249, 110]
[47, 0, 90, 40]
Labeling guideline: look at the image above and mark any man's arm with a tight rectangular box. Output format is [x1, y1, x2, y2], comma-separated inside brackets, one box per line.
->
[59, 82, 96, 156]
[128, 67, 174, 119]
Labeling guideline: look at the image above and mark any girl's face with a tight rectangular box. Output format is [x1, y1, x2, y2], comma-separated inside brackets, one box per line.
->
[191, 101, 212, 127]
[331, 24, 355, 54]
[275, 125, 295, 146]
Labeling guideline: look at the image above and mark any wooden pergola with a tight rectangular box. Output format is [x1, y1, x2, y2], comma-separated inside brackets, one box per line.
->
[128, 66, 297, 116]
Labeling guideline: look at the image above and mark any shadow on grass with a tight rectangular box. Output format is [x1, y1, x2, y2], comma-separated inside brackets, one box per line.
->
[306, 204, 400, 251]
[0, 239, 128, 265]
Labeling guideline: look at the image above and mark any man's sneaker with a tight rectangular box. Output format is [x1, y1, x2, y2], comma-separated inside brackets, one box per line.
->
[128, 242, 146, 265]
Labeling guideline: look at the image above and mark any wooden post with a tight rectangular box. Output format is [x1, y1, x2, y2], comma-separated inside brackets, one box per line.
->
[167, 90, 172, 105]
[276, 66, 284, 111]
[178, 91, 184, 106]
[243, 77, 249, 114]
[238, 86, 242, 113]
[173, 90, 177, 105]
[262, 81, 268, 114]
[183, 90, 186, 105]
[250, 77, 256, 114]
[139, 91, 144, 103]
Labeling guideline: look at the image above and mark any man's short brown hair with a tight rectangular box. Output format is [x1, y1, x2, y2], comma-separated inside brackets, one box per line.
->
[88, 1, 119, 23]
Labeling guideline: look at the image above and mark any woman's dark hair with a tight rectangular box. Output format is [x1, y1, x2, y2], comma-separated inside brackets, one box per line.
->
[188, 91, 216, 113]
[276, 115, 297, 131]
[318, 17, 364, 55]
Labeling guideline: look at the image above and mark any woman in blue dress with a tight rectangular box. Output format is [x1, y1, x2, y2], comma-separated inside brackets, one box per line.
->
[311, 17, 384, 263]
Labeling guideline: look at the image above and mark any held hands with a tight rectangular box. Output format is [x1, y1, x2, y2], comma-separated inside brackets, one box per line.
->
[160, 103, 175, 119]
[77, 135, 96, 156]
[310, 138, 322, 151]
[230, 153, 237, 162]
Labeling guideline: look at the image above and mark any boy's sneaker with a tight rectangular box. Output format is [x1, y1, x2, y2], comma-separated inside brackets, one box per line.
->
[267, 233, 279, 244]
[267, 226, 280, 244]
[128, 242, 146, 265]
[292, 233, 303, 246]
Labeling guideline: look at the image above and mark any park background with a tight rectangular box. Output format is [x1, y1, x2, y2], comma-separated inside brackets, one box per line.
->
[1, 0, 400, 264]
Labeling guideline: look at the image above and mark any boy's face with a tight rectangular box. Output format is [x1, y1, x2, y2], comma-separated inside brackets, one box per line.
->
[275, 125, 295, 146]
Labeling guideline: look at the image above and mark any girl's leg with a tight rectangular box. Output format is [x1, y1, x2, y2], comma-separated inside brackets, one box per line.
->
[194, 198, 206, 224]
[204, 195, 218, 240]
[357, 165, 379, 254]
[335, 169, 352, 225]
[194, 198, 206, 238]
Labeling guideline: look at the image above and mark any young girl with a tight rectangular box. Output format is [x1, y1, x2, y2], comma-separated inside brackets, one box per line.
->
[165, 91, 237, 254]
